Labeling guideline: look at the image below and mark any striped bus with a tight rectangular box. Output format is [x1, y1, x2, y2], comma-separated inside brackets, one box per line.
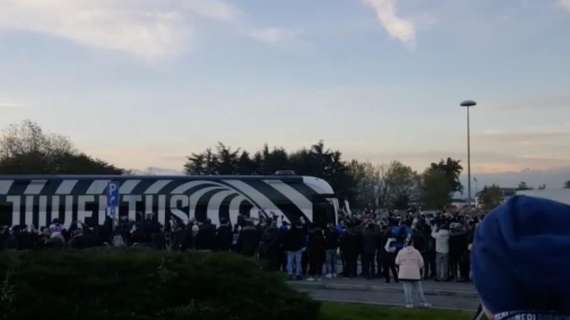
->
[0, 175, 339, 228]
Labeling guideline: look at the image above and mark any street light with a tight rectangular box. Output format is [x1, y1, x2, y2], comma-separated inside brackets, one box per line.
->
[460, 100, 476, 207]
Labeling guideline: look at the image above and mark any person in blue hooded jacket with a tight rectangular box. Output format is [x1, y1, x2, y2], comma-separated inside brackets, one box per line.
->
[472, 195, 570, 320]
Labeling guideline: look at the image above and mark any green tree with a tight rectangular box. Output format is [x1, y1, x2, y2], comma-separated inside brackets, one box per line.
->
[428, 158, 463, 193]
[381, 161, 419, 210]
[184, 153, 206, 175]
[256, 145, 290, 174]
[184, 141, 357, 204]
[421, 167, 452, 210]
[0, 120, 123, 174]
[479, 185, 504, 211]
[236, 151, 257, 175]
[292, 141, 355, 202]
[184, 148, 219, 175]
[348, 161, 382, 210]
[565, 181, 570, 189]
[215, 143, 240, 174]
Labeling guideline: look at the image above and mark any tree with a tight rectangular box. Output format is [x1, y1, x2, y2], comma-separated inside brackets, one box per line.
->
[184, 148, 219, 175]
[236, 151, 257, 175]
[381, 161, 419, 210]
[428, 158, 463, 193]
[0, 120, 123, 174]
[479, 185, 504, 211]
[421, 167, 452, 210]
[348, 161, 382, 210]
[184, 153, 206, 175]
[565, 181, 570, 189]
[517, 181, 531, 191]
[256, 145, 290, 175]
[183, 140, 357, 204]
[215, 143, 240, 174]
[0, 120, 73, 158]
[289, 141, 355, 202]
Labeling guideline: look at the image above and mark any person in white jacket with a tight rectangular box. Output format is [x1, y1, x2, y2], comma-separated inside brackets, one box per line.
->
[395, 238, 431, 308]
[431, 224, 450, 281]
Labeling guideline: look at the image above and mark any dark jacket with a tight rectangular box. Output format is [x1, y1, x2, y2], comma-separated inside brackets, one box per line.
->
[340, 229, 361, 257]
[216, 224, 234, 251]
[259, 226, 281, 257]
[283, 225, 306, 251]
[238, 225, 260, 256]
[412, 229, 428, 253]
[308, 227, 326, 260]
[324, 228, 339, 250]
[197, 223, 216, 250]
[449, 230, 467, 257]
[361, 225, 379, 254]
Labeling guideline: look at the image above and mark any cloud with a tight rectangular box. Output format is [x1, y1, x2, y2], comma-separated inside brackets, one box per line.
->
[475, 131, 570, 145]
[559, 0, 570, 12]
[0, 0, 239, 60]
[483, 92, 570, 111]
[362, 0, 416, 44]
[248, 28, 298, 45]
[182, 0, 240, 22]
[469, 166, 570, 190]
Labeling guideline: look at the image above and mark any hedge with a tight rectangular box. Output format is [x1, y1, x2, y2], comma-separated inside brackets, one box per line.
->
[0, 249, 320, 320]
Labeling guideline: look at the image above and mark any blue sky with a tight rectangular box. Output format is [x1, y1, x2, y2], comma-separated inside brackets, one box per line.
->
[0, 0, 569, 186]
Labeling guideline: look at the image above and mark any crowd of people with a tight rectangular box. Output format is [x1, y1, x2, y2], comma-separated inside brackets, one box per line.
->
[4, 196, 570, 318]
[279, 209, 481, 283]
[0, 208, 482, 284]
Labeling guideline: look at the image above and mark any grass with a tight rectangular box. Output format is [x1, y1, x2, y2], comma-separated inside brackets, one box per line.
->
[319, 302, 472, 320]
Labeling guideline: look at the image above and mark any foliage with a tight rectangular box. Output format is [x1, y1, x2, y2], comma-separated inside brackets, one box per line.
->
[184, 145, 463, 211]
[184, 141, 356, 202]
[419, 158, 463, 210]
[0, 249, 319, 320]
[348, 161, 382, 210]
[421, 167, 452, 210]
[381, 161, 420, 210]
[427, 158, 463, 193]
[479, 185, 504, 211]
[0, 120, 123, 175]
[318, 302, 471, 320]
[184, 147, 220, 175]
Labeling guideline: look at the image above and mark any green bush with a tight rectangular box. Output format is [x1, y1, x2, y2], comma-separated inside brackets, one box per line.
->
[0, 249, 319, 320]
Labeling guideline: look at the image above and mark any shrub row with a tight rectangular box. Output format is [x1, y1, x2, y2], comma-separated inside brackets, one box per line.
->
[0, 249, 320, 320]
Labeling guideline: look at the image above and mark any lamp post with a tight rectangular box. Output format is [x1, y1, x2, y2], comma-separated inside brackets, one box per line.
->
[460, 100, 476, 207]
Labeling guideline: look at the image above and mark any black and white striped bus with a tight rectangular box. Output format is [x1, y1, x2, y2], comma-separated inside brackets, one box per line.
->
[0, 175, 340, 228]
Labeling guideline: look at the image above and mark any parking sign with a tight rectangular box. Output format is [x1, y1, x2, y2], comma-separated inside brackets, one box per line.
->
[106, 181, 119, 219]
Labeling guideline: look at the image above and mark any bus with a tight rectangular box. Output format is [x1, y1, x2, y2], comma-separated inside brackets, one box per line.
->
[0, 175, 340, 228]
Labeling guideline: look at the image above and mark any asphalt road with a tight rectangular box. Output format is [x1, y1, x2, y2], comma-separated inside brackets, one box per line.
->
[289, 278, 480, 311]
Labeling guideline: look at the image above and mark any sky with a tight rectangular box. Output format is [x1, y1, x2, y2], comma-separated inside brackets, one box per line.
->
[0, 0, 569, 188]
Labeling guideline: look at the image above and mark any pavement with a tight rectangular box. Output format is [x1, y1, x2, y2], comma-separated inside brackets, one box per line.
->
[288, 278, 480, 311]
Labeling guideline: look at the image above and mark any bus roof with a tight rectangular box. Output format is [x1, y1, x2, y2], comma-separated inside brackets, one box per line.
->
[0, 174, 308, 181]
